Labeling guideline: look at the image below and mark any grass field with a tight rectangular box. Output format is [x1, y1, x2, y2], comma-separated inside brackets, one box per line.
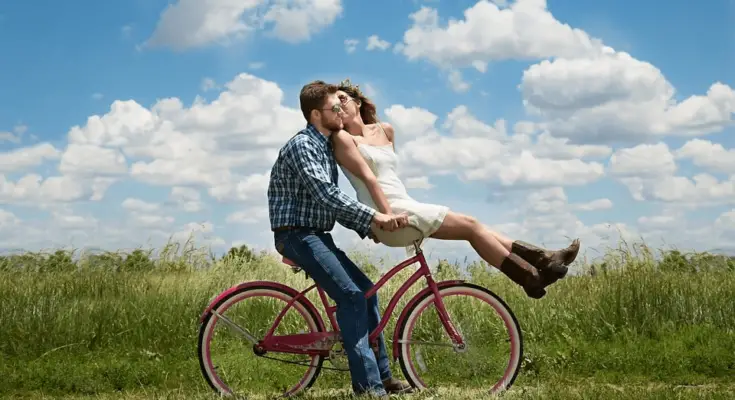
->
[1, 239, 734, 399]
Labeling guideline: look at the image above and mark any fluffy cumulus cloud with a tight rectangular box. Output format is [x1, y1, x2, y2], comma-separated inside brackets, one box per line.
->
[398, 0, 604, 67]
[0, 72, 305, 252]
[145, 0, 343, 50]
[396, 0, 735, 143]
[67, 73, 300, 194]
[385, 104, 608, 188]
[608, 141, 735, 207]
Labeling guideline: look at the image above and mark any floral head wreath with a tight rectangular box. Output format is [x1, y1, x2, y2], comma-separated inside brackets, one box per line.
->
[338, 78, 364, 98]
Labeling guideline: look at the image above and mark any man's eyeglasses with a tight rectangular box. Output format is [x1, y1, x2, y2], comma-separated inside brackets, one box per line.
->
[321, 104, 343, 113]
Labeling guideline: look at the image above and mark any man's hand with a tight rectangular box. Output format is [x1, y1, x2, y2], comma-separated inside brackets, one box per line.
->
[372, 212, 409, 232]
[367, 230, 380, 244]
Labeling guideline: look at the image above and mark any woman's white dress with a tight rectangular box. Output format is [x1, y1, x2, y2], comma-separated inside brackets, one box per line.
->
[340, 142, 449, 248]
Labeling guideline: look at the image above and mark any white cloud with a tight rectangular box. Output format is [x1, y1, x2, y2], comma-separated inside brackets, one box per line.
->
[0, 143, 60, 173]
[443, 105, 506, 139]
[171, 221, 225, 248]
[521, 52, 735, 143]
[397, 1, 735, 144]
[58, 144, 128, 177]
[609, 142, 676, 178]
[572, 198, 613, 211]
[209, 171, 270, 202]
[248, 61, 265, 70]
[385, 104, 606, 188]
[398, 0, 604, 68]
[344, 38, 359, 53]
[122, 198, 160, 213]
[384, 105, 439, 139]
[0, 209, 20, 229]
[0, 174, 113, 206]
[226, 207, 268, 224]
[1, 123, 28, 144]
[169, 187, 204, 212]
[620, 174, 735, 206]
[0, 131, 18, 143]
[675, 139, 735, 174]
[201, 77, 217, 92]
[404, 176, 434, 189]
[366, 34, 391, 51]
[66, 73, 300, 195]
[607, 142, 735, 207]
[262, 0, 342, 43]
[715, 209, 735, 230]
[0, 71, 306, 253]
[130, 213, 176, 229]
[52, 210, 99, 230]
[145, 0, 343, 50]
[447, 70, 470, 93]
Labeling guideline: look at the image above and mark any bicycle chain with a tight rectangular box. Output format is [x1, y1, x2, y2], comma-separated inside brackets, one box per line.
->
[257, 354, 350, 371]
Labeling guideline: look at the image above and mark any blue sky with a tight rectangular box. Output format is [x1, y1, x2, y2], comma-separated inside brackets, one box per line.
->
[1, 0, 734, 267]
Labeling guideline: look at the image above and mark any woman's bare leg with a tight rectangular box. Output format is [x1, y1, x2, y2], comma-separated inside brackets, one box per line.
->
[487, 229, 513, 252]
[430, 211, 548, 297]
[429, 211, 580, 297]
[429, 212, 509, 267]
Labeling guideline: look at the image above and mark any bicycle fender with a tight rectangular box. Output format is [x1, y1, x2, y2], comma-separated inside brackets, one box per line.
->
[391, 280, 465, 360]
[198, 280, 325, 330]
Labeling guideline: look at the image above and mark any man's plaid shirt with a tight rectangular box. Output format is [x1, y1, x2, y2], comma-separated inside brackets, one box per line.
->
[267, 124, 376, 238]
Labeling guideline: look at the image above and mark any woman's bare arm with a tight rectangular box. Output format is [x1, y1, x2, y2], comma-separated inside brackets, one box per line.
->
[332, 131, 392, 215]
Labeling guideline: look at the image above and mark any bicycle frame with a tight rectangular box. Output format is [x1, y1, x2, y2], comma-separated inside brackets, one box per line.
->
[257, 240, 466, 357]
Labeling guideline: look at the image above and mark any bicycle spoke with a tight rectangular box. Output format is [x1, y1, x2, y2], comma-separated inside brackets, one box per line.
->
[211, 308, 258, 345]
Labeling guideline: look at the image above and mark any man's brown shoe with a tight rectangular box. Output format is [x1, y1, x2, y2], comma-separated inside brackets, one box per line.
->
[382, 377, 413, 394]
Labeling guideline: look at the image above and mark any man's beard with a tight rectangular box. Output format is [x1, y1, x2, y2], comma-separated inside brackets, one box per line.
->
[321, 115, 343, 132]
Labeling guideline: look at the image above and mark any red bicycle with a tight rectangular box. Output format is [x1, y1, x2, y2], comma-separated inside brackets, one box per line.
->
[197, 232, 524, 398]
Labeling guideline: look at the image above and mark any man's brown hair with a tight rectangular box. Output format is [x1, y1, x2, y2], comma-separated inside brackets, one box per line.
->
[299, 80, 338, 122]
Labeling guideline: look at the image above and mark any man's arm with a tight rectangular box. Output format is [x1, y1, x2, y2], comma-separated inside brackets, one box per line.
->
[284, 135, 375, 237]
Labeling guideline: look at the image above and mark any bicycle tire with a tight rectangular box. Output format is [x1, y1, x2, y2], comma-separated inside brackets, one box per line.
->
[198, 284, 326, 397]
[395, 282, 523, 395]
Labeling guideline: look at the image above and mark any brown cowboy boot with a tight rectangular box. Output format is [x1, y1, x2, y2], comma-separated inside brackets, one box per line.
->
[382, 377, 413, 394]
[498, 253, 547, 299]
[511, 239, 580, 286]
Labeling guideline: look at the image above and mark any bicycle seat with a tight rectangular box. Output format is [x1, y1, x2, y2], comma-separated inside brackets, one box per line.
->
[281, 257, 304, 274]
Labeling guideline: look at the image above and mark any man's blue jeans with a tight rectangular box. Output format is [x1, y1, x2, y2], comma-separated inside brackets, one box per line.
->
[274, 228, 391, 396]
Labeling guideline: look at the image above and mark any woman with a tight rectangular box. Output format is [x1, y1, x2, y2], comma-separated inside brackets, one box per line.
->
[330, 79, 580, 299]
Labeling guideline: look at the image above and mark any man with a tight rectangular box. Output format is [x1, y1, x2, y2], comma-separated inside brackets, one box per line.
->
[267, 80, 413, 399]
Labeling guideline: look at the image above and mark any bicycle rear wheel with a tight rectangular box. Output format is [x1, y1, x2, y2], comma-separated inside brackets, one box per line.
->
[395, 282, 523, 395]
[198, 284, 325, 398]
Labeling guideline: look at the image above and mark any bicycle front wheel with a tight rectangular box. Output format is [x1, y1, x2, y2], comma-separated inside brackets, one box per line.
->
[395, 282, 523, 396]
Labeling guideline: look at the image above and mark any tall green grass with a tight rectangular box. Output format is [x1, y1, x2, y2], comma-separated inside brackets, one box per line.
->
[0, 239, 733, 397]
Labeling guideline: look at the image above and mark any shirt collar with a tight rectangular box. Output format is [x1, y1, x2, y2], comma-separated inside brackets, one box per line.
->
[304, 123, 330, 146]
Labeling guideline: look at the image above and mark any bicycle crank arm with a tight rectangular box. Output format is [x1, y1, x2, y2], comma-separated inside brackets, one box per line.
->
[210, 309, 258, 345]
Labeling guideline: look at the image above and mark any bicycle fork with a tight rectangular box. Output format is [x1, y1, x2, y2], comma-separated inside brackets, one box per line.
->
[425, 275, 467, 351]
